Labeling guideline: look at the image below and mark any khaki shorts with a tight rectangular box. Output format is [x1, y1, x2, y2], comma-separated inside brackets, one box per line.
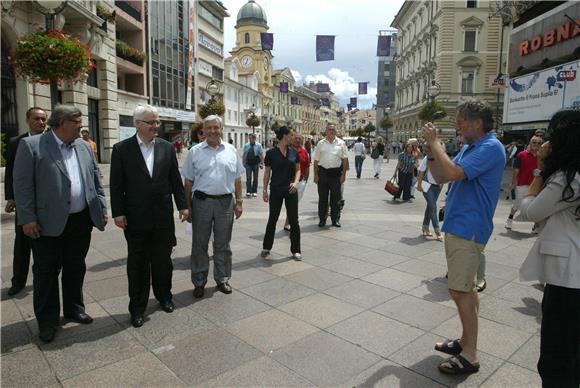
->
[513, 185, 529, 210]
[445, 233, 485, 292]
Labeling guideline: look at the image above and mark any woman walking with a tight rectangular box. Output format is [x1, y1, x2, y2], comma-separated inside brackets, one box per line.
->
[417, 147, 443, 240]
[372, 137, 385, 179]
[392, 143, 417, 201]
[261, 127, 302, 260]
[353, 137, 366, 179]
[518, 108, 580, 388]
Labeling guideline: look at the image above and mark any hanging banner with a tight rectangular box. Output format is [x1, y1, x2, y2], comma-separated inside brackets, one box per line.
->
[261, 32, 274, 51]
[350, 97, 357, 108]
[321, 98, 330, 107]
[377, 35, 391, 57]
[291, 96, 299, 105]
[185, 1, 195, 110]
[316, 35, 335, 62]
[347, 103, 352, 111]
[336, 111, 342, 117]
[358, 82, 368, 95]
[316, 83, 330, 93]
[279, 81, 289, 93]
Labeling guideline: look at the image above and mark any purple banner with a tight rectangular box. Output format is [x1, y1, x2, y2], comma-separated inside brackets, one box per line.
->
[316, 83, 330, 93]
[321, 98, 330, 107]
[350, 97, 357, 108]
[291, 96, 299, 105]
[316, 35, 335, 62]
[261, 32, 274, 51]
[376, 35, 391, 57]
[358, 82, 368, 95]
[279, 81, 288, 93]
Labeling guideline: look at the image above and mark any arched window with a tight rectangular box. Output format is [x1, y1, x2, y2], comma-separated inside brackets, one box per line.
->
[244, 33, 250, 44]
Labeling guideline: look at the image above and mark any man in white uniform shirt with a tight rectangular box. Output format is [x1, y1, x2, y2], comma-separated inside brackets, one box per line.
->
[182, 115, 245, 298]
[313, 123, 348, 227]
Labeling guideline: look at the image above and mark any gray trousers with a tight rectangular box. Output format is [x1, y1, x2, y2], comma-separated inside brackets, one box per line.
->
[190, 196, 234, 287]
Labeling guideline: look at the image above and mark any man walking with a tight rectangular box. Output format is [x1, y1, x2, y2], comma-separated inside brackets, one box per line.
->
[353, 137, 366, 179]
[242, 133, 263, 197]
[505, 136, 541, 230]
[182, 115, 244, 298]
[422, 100, 505, 375]
[313, 123, 348, 227]
[13, 104, 107, 343]
[5, 107, 47, 296]
[110, 105, 188, 328]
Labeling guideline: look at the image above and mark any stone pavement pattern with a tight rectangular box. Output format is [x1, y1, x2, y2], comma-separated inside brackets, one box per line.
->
[1, 153, 543, 387]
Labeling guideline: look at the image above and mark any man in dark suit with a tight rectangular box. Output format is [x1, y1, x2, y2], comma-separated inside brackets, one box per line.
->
[110, 105, 188, 328]
[4, 107, 47, 296]
[13, 105, 107, 343]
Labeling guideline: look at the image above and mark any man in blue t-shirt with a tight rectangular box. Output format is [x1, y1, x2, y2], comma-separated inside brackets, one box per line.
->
[422, 100, 505, 376]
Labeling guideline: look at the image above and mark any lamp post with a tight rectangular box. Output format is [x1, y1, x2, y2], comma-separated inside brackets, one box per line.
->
[206, 79, 220, 102]
[34, 0, 68, 109]
[248, 103, 257, 134]
[427, 80, 440, 101]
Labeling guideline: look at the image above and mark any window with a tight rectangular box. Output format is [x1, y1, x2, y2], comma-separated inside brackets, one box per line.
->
[199, 6, 222, 29]
[244, 33, 250, 44]
[466, 0, 477, 8]
[461, 71, 475, 95]
[464, 30, 476, 51]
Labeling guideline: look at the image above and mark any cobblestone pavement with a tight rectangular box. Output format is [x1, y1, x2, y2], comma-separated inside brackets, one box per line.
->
[1, 153, 542, 387]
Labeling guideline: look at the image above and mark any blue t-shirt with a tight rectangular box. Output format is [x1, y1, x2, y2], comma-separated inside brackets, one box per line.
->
[441, 133, 506, 244]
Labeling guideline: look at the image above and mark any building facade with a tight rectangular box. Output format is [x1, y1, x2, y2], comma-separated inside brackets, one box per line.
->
[376, 31, 397, 140]
[391, 0, 509, 142]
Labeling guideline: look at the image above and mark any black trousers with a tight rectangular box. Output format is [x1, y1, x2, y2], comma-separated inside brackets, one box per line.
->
[394, 171, 413, 200]
[263, 190, 300, 254]
[318, 168, 342, 223]
[124, 227, 174, 316]
[30, 209, 92, 330]
[538, 284, 580, 388]
[11, 212, 32, 288]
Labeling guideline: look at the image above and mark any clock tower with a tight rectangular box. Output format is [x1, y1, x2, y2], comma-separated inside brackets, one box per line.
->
[230, 0, 273, 100]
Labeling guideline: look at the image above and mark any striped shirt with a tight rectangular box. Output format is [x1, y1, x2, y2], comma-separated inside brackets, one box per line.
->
[398, 152, 417, 174]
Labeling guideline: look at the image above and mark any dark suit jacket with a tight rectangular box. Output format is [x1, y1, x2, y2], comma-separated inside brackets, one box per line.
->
[109, 135, 187, 232]
[5, 133, 29, 200]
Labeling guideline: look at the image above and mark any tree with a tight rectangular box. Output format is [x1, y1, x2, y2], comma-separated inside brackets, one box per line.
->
[271, 121, 281, 131]
[363, 122, 376, 135]
[418, 100, 447, 122]
[380, 116, 393, 132]
[354, 127, 365, 137]
[246, 115, 261, 133]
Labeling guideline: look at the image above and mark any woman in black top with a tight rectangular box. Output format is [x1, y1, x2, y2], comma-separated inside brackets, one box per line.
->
[261, 127, 302, 260]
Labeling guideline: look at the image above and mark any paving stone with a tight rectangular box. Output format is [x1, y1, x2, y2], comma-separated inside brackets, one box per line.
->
[380, 242, 432, 258]
[416, 249, 448, 265]
[480, 362, 541, 387]
[157, 328, 263, 385]
[392, 259, 448, 280]
[478, 275, 512, 294]
[1, 320, 34, 354]
[362, 268, 427, 292]
[229, 264, 277, 289]
[389, 332, 504, 387]
[479, 295, 541, 334]
[189, 289, 271, 326]
[1, 298, 23, 325]
[491, 282, 544, 305]
[1, 347, 60, 388]
[324, 279, 400, 309]
[373, 294, 457, 331]
[320, 257, 384, 278]
[61, 352, 187, 387]
[241, 277, 316, 306]
[271, 331, 381, 386]
[328, 311, 425, 357]
[84, 275, 128, 301]
[406, 279, 458, 308]
[509, 335, 541, 372]
[284, 267, 353, 291]
[253, 257, 313, 277]
[323, 241, 375, 258]
[344, 359, 446, 388]
[225, 309, 319, 353]
[278, 293, 363, 329]
[482, 261, 521, 281]
[356, 249, 411, 267]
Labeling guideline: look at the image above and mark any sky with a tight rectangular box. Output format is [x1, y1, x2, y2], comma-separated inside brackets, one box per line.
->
[221, 0, 405, 110]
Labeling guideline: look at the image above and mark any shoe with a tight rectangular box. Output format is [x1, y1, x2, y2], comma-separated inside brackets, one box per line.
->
[476, 279, 487, 293]
[39, 327, 56, 343]
[260, 249, 270, 258]
[332, 221, 341, 227]
[505, 218, 513, 229]
[64, 312, 93, 324]
[193, 286, 205, 299]
[246, 193, 251, 197]
[131, 314, 144, 328]
[374, 173, 378, 178]
[7, 284, 24, 297]
[160, 300, 175, 313]
[422, 227, 433, 237]
[283, 225, 291, 232]
[410, 195, 415, 199]
[252, 193, 257, 197]
[435, 233, 443, 242]
[318, 220, 326, 227]
[216, 282, 232, 294]
[292, 252, 302, 261]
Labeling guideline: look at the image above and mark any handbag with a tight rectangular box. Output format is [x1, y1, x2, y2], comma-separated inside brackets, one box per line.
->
[438, 207, 445, 222]
[371, 147, 380, 159]
[385, 177, 400, 195]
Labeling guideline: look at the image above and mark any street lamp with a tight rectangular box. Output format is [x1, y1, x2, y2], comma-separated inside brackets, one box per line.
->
[34, 0, 68, 109]
[248, 103, 257, 134]
[428, 80, 440, 100]
[206, 79, 220, 102]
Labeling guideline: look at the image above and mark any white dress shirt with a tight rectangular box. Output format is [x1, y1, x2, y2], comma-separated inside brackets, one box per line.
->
[137, 133, 155, 177]
[52, 131, 86, 214]
[353, 142, 366, 156]
[313, 137, 348, 169]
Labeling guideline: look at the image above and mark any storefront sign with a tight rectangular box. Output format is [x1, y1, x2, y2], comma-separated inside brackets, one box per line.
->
[198, 32, 222, 56]
[489, 74, 507, 88]
[504, 60, 580, 124]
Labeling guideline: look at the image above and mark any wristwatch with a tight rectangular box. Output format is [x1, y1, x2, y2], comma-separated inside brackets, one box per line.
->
[235, 198, 243, 204]
[533, 169, 542, 177]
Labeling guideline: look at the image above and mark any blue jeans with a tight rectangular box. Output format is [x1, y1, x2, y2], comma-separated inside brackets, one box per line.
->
[422, 184, 441, 231]
[354, 155, 364, 178]
[245, 164, 259, 194]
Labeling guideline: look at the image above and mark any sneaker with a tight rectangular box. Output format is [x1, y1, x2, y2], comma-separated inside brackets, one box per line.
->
[252, 193, 257, 197]
[260, 249, 270, 258]
[292, 252, 302, 261]
[246, 193, 251, 198]
[505, 218, 513, 229]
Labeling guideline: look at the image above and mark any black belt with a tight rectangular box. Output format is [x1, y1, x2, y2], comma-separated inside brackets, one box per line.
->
[194, 191, 232, 200]
[318, 166, 341, 171]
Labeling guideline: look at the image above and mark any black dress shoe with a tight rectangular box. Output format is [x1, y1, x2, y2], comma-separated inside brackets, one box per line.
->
[216, 282, 232, 294]
[39, 327, 56, 343]
[64, 312, 93, 324]
[131, 315, 144, 328]
[318, 220, 326, 227]
[7, 285, 24, 297]
[193, 286, 205, 298]
[332, 221, 341, 227]
[160, 300, 175, 313]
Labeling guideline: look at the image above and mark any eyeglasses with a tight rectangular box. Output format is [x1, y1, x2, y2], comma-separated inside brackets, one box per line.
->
[139, 120, 161, 126]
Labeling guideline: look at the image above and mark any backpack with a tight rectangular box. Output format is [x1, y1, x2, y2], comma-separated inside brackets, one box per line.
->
[246, 144, 258, 165]
[371, 147, 380, 159]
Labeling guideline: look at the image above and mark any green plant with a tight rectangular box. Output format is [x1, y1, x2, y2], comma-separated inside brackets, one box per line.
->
[271, 121, 280, 131]
[418, 100, 447, 122]
[363, 122, 376, 133]
[96, 3, 116, 23]
[246, 115, 260, 128]
[116, 40, 146, 66]
[10, 30, 92, 83]
[309, 129, 317, 136]
[380, 116, 393, 130]
[199, 100, 225, 119]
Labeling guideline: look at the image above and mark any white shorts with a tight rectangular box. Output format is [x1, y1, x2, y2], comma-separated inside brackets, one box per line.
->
[513, 185, 529, 210]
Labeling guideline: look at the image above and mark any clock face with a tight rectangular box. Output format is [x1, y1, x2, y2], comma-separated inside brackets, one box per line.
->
[241, 55, 253, 68]
[263, 56, 269, 70]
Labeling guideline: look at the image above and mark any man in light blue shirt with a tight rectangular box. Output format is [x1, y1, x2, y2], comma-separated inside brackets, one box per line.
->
[422, 100, 505, 376]
[242, 133, 264, 197]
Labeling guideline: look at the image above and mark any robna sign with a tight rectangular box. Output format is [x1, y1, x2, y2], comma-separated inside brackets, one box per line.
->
[519, 18, 580, 56]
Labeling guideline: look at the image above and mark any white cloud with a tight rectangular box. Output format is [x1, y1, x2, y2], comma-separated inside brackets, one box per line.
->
[290, 70, 302, 83]
[304, 68, 377, 109]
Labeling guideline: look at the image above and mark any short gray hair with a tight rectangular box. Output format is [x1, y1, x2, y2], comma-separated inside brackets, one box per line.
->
[203, 115, 223, 128]
[457, 99, 495, 132]
[133, 104, 158, 125]
[47, 104, 82, 128]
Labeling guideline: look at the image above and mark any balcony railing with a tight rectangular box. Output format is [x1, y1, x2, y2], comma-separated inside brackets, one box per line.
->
[115, 0, 141, 21]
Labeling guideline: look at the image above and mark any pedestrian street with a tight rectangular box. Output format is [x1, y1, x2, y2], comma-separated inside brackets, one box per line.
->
[1, 154, 542, 387]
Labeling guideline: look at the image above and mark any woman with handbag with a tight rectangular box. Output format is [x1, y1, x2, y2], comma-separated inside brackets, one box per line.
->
[392, 143, 417, 201]
[372, 137, 385, 179]
[417, 146, 443, 241]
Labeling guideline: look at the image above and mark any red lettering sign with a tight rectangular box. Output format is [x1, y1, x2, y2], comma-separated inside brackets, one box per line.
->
[519, 19, 580, 56]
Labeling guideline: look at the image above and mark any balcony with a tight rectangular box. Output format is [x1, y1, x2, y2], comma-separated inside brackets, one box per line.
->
[115, 0, 141, 22]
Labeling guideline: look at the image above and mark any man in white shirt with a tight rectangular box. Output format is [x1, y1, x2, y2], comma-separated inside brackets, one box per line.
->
[353, 137, 366, 179]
